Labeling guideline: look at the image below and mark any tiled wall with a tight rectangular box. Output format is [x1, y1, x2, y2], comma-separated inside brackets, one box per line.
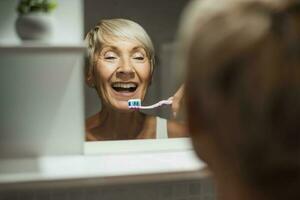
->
[0, 178, 215, 200]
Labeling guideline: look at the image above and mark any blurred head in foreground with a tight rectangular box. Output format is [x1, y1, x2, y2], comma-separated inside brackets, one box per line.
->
[177, 0, 300, 199]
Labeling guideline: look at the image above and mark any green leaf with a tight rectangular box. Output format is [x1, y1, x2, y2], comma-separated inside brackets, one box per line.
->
[48, 2, 57, 11]
[16, 0, 57, 14]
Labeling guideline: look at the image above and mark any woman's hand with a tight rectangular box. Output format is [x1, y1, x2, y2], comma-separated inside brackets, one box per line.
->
[170, 85, 184, 118]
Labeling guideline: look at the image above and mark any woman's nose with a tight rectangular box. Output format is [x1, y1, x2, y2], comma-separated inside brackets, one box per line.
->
[116, 59, 135, 80]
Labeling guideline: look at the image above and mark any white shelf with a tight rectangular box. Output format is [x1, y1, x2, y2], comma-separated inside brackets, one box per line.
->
[0, 150, 207, 190]
[0, 43, 86, 54]
[84, 138, 193, 154]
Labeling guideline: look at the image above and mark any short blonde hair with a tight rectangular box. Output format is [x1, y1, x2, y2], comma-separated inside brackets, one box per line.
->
[85, 18, 155, 76]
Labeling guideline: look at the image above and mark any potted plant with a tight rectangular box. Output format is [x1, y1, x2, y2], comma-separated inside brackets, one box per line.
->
[15, 0, 57, 42]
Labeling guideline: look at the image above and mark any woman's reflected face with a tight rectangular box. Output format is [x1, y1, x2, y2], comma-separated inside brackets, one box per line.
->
[94, 38, 151, 111]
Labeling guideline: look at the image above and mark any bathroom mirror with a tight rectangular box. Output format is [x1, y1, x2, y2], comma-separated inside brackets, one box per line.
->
[84, 0, 191, 151]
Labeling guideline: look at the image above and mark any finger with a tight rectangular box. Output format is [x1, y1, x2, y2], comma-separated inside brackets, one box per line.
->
[172, 96, 180, 117]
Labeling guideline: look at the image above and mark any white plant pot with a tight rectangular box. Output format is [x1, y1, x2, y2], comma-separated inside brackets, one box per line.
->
[15, 12, 55, 42]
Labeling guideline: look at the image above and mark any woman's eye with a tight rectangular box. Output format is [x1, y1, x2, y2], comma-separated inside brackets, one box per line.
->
[134, 56, 144, 60]
[105, 56, 117, 60]
[103, 51, 118, 60]
[133, 52, 145, 61]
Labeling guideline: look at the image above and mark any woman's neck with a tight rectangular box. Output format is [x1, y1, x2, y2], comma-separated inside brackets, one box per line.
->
[95, 106, 147, 140]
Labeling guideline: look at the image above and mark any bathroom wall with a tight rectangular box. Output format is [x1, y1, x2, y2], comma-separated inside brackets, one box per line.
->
[0, 178, 216, 200]
[0, 0, 85, 158]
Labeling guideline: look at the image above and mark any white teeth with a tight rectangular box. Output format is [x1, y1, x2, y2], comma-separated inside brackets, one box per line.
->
[112, 83, 137, 88]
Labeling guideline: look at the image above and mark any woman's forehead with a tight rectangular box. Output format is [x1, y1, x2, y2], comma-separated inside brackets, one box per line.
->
[102, 35, 140, 45]
[101, 36, 146, 51]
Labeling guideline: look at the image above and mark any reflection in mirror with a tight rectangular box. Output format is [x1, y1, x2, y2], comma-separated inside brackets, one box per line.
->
[84, 0, 190, 141]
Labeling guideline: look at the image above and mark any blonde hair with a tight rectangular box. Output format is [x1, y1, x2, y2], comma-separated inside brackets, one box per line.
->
[178, 0, 300, 199]
[85, 18, 155, 77]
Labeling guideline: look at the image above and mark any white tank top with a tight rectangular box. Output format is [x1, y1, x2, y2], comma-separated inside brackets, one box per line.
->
[156, 117, 168, 139]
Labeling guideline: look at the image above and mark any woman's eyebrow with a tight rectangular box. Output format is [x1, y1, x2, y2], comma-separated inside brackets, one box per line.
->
[131, 46, 146, 53]
[101, 45, 118, 52]
[100, 45, 146, 54]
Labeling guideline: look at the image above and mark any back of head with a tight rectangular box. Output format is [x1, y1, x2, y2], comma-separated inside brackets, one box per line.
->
[178, 0, 300, 199]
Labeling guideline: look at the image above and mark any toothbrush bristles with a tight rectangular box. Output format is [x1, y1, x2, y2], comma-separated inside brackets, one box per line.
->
[128, 98, 173, 110]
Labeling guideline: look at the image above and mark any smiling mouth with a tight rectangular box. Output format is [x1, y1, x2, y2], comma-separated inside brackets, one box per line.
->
[111, 82, 138, 93]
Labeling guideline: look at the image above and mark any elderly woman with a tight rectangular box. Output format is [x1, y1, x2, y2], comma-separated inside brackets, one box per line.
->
[85, 18, 187, 140]
[177, 0, 300, 200]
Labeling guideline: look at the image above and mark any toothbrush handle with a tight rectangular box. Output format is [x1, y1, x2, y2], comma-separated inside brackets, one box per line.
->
[139, 98, 173, 109]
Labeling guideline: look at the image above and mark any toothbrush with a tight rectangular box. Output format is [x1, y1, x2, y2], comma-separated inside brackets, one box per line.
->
[128, 98, 173, 110]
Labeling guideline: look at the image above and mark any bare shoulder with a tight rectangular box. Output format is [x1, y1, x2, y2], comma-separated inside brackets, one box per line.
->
[167, 119, 189, 138]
